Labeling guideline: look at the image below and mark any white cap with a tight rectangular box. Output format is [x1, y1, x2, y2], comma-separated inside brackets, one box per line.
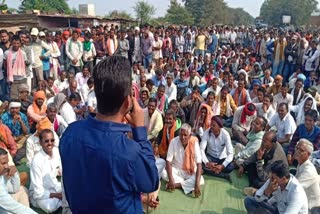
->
[134, 26, 140, 31]
[39, 31, 45, 37]
[30, 28, 39, 36]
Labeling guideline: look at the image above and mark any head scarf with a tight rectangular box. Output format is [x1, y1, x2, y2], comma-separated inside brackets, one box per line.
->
[240, 103, 256, 124]
[250, 79, 262, 90]
[211, 116, 223, 128]
[36, 117, 52, 134]
[32, 90, 47, 114]
[53, 93, 67, 110]
[194, 104, 214, 131]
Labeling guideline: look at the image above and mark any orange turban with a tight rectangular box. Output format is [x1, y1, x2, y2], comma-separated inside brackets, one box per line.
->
[32, 91, 47, 115]
[36, 117, 52, 134]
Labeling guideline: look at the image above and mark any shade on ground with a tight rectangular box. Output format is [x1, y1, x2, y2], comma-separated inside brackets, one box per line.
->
[18, 162, 248, 214]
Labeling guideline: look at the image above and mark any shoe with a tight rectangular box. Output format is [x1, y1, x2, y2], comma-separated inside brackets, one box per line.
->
[243, 187, 257, 196]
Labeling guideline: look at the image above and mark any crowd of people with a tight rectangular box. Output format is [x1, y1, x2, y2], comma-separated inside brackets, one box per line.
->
[0, 23, 320, 214]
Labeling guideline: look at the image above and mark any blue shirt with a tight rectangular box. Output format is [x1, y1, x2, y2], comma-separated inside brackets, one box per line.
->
[60, 116, 159, 214]
[1, 112, 29, 137]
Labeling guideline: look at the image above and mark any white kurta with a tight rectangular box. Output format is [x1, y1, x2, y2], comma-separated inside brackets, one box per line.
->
[162, 137, 204, 194]
[29, 148, 62, 213]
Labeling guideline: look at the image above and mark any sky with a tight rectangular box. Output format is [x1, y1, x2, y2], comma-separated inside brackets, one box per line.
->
[5, 0, 316, 18]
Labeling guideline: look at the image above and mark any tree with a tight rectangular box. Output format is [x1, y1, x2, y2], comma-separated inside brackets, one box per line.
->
[106, 10, 133, 20]
[200, 0, 229, 26]
[260, 0, 318, 26]
[165, 0, 194, 25]
[182, 0, 204, 24]
[19, 0, 71, 14]
[227, 8, 254, 26]
[133, 0, 156, 25]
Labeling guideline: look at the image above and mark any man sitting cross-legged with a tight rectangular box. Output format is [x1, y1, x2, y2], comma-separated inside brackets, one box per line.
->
[200, 116, 234, 182]
[29, 129, 62, 213]
[162, 123, 204, 197]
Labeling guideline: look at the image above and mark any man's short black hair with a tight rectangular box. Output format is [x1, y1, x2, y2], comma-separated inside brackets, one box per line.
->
[39, 129, 53, 142]
[11, 35, 21, 43]
[270, 160, 290, 179]
[69, 92, 82, 102]
[305, 109, 318, 121]
[93, 56, 131, 116]
[87, 77, 94, 85]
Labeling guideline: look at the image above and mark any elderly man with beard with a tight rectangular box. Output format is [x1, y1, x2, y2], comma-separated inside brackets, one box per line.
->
[0, 148, 36, 214]
[162, 123, 204, 197]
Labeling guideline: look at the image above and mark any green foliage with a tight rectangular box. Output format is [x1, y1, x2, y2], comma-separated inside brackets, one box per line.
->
[181, 0, 254, 26]
[133, 0, 156, 25]
[165, 0, 194, 26]
[227, 8, 255, 26]
[19, 0, 71, 14]
[260, 0, 318, 26]
[105, 10, 133, 20]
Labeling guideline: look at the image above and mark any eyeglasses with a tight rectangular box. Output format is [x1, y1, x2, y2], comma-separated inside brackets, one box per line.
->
[44, 139, 55, 143]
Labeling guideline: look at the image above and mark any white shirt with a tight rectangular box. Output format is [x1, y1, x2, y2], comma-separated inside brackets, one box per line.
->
[60, 102, 76, 124]
[272, 93, 293, 110]
[29, 148, 62, 203]
[268, 113, 296, 140]
[296, 159, 320, 210]
[53, 78, 69, 92]
[65, 38, 83, 66]
[75, 72, 90, 89]
[255, 103, 276, 122]
[82, 42, 96, 62]
[87, 91, 97, 111]
[152, 39, 163, 59]
[232, 105, 257, 132]
[165, 83, 177, 103]
[255, 175, 308, 214]
[166, 136, 202, 174]
[200, 128, 234, 167]
[26, 131, 60, 167]
[0, 48, 3, 80]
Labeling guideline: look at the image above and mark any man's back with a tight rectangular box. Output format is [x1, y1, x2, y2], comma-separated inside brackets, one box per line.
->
[60, 116, 159, 214]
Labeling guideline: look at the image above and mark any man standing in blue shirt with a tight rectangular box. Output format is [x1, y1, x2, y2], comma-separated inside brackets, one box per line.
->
[60, 56, 159, 214]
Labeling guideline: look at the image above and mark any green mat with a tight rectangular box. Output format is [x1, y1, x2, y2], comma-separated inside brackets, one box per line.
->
[17, 163, 248, 214]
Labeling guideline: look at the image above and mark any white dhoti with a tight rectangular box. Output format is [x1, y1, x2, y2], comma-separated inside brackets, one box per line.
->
[155, 158, 166, 178]
[162, 166, 204, 194]
[34, 198, 61, 213]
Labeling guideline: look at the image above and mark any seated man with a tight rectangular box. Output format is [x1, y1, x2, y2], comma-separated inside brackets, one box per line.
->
[287, 110, 320, 165]
[0, 148, 36, 214]
[216, 85, 237, 127]
[162, 123, 204, 197]
[244, 160, 308, 214]
[1, 101, 30, 163]
[180, 86, 204, 127]
[29, 129, 62, 213]
[266, 102, 296, 152]
[26, 117, 60, 167]
[0, 122, 17, 159]
[168, 100, 186, 123]
[238, 131, 288, 194]
[230, 79, 251, 107]
[232, 103, 257, 146]
[234, 116, 266, 165]
[255, 94, 276, 122]
[46, 103, 68, 137]
[144, 98, 163, 141]
[152, 84, 168, 114]
[200, 116, 234, 182]
[294, 139, 320, 211]
[272, 83, 293, 111]
[156, 109, 181, 160]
